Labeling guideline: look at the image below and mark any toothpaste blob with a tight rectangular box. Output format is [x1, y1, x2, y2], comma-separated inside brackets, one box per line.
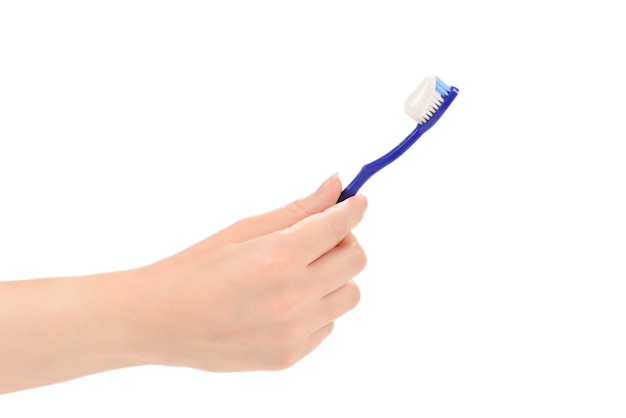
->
[404, 76, 451, 125]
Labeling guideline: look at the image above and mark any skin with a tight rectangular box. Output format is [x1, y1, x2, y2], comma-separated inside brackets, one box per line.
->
[0, 175, 368, 394]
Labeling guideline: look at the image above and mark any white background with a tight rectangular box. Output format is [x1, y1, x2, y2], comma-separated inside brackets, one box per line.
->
[1, 1, 625, 417]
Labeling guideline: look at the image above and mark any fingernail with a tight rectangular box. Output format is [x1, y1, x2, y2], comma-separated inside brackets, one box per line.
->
[316, 173, 338, 193]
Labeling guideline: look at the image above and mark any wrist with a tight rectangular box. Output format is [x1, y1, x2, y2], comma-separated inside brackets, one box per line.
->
[65, 269, 150, 373]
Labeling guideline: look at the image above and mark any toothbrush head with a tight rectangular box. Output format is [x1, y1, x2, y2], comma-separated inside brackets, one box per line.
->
[336, 75, 458, 202]
[404, 75, 458, 128]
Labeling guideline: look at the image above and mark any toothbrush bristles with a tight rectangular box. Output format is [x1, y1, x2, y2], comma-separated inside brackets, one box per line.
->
[417, 77, 451, 125]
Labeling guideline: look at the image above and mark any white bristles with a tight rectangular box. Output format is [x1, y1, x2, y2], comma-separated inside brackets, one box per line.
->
[419, 92, 445, 124]
[404, 76, 449, 125]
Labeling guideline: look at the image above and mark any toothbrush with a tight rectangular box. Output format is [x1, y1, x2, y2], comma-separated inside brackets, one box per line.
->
[337, 76, 459, 203]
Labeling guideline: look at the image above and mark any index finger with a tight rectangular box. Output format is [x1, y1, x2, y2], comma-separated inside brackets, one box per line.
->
[282, 194, 368, 265]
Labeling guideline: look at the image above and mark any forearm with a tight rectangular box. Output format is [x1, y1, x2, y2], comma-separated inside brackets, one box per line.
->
[0, 270, 143, 393]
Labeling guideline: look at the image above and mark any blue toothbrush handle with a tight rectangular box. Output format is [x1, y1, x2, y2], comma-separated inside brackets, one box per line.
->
[337, 164, 379, 203]
[336, 83, 458, 203]
[337, 124, 426, 203]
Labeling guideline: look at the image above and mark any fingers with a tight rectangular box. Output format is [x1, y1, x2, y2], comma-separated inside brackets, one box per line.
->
[296, 282, 361, 365]
[283, 193, 368, 265]
[296, 322, 335, 366]
[318, 280, 361, 324]
[211, 174, 343, 246]
[306, 234, 367, 296]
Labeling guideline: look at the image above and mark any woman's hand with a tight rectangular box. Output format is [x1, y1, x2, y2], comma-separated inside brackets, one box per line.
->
[0, 175, 368, 393]
[130, 174, 368, 371]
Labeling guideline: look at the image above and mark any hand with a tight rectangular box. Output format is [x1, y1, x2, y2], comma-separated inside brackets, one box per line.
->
[0, 174, 367, 393]
[129, 174, 368, 371]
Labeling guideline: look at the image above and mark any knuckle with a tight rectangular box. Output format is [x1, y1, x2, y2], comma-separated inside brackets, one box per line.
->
[265, 292, 302, 320]
[344, 281, 361, 308]
[266, 325, 306, 370]
[231, 216, 252, 230]
[276, 322, 305, 344]
[284, 198, 309, 219]
[351, 243, 367, 272]
[330, 214, 347, 242]
[262, 252, 288, 274]
[259, 243, 296, 279]
[269, 347, 302, 370]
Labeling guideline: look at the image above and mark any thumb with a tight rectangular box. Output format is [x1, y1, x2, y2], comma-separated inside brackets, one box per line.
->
[211, 174, 342, 245]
